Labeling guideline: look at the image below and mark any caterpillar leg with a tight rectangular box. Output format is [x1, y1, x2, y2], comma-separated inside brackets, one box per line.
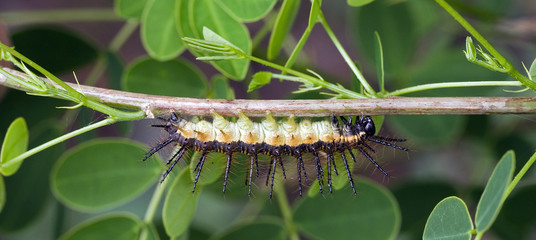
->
[327, 147, 338, 176]
[269, 157, 277, 199]
[371, 136, 407, 142]
[143, 137, 174, 161]
[361, 141, 376, 154]
[192, 151, 208, 193]
[340, 151, 357, 195]
[295, 149, 304, 196]
[311, 148, 324, 194]
[246, 155, 255, 197]
[273, 148, 286, 179]
[358, 148, 390, 177]
[161, 145, 186, 183]
[368, 138, 409, 151]
[327, 150, 333, 193]
[300, 154, 308, 182]
[222, 147, 232, 194]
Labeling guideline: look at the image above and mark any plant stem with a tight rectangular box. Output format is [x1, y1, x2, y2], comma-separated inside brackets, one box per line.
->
[144, 181, 168, 223]
[388, 81, 523, 96]
[1, 66, 145, 120]
[507, 69, 536, 90]
[434, 0, 536, 91]
[318, 12, 377, 97]
[139, 180, 169, 240]
[60, 19, 140, 134]
[275, 185, 299, 240]
[283, 13, 316, 73]
[505, 151, 536, 197]
[0, 42, 86, 102]
[435, 0, 505, 65]
[2, 68, 536, 116]
[1, 118, 115, 170]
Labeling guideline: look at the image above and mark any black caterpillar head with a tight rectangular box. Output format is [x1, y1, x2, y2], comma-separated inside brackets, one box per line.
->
[152, 112, 181, 135]
[339, 115, 376, 138]
[359, 116, 376, 138]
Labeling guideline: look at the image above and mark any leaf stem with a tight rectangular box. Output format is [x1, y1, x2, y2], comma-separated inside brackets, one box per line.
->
[140, 181, 169, 240]
[388, 81, 523, 96]
[144, 181, 168, 223]
[246, 55, 366, 98]
[434, 0, 505, 65]
[282, 10, 316, 73]
[275, 185, 299, 240]
[0, 42, 86, 102]
[318, 12, 377, 97]
[504, 151, 536, 197]
[3, 68, 536, 116]
[434, 0, 536, 91]
[0, 118, 115, 170]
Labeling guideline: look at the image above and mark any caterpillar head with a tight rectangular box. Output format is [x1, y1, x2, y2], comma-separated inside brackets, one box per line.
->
[359, 116, 376, 137]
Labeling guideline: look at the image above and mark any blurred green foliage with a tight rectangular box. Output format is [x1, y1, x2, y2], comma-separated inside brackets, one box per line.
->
[0, 0, 535, 240]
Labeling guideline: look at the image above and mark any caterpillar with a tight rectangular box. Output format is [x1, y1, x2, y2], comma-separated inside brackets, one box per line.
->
[143, 110, 408, 198]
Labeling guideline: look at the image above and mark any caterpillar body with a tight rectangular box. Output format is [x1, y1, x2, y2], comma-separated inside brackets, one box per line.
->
[143, 111, 408, 198]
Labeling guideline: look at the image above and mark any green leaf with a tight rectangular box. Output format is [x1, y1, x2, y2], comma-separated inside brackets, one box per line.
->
[212, 218, 285, 240]
[11, 26, 97, 75]
[373, 32, 385, 92]
[475, 150, 515, 232]
[141, 0, 185, 61]
[308, 0, 322, 26]
[247, 71, 272, 92]
[393, 181, 457, 239]
[347, 0, 375, 7]
[529, 57, 536, 80]
[189, 151, 227, 187]
[296, 178, 400, 240]
[163, 168, 201, 238]
[114, 0, 148, 19]
[216, 0, 277, 22]
[59, 213, 142, 240]
[189, 0, 251, 80]
[202, 27, 241, 50]
[0, 117, 28, 176]
[122, 56, 207, 97]
[175, 0, 197, 39]
[211, 75, 235, 99]
[267, 0, 300, 60]
[51, 139, 162, 212]
[423, 196, 473, 240]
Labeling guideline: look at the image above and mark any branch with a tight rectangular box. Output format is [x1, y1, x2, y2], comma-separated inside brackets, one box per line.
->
[2, 67, 536, 117]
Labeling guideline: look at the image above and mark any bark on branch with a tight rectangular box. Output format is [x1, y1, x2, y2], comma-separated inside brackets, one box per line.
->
[2, 67, 536, 117]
